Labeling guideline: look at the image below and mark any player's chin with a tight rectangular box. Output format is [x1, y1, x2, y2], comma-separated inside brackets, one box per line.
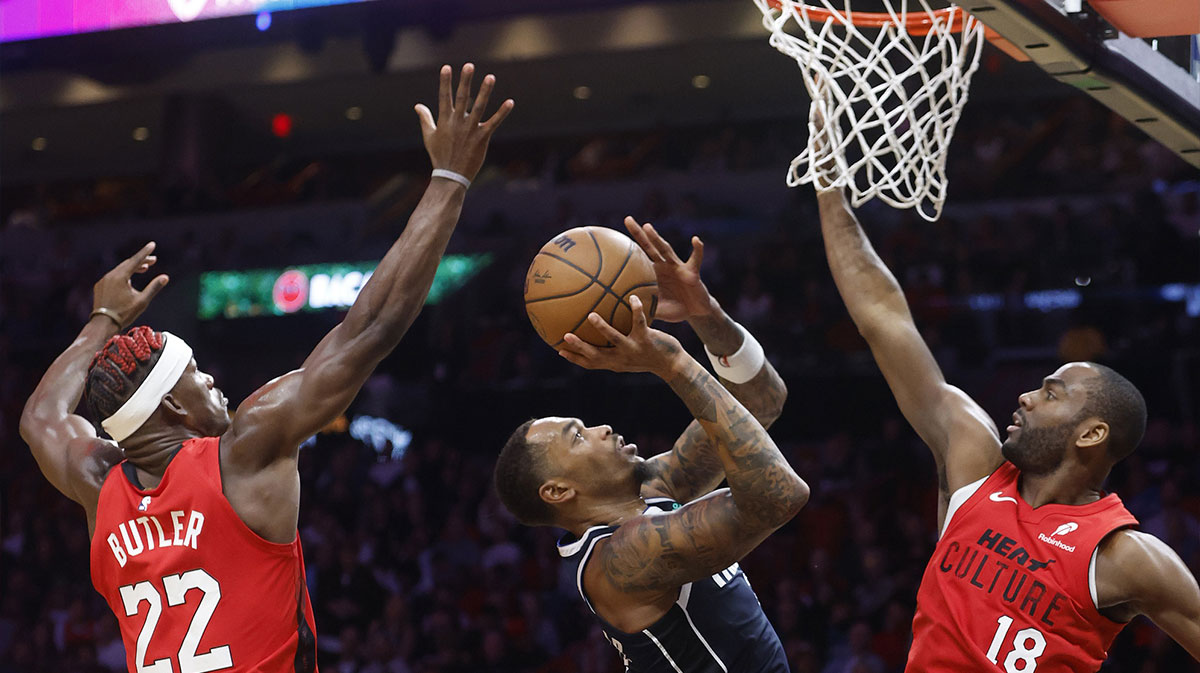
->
[1000, 438, 1020, 462]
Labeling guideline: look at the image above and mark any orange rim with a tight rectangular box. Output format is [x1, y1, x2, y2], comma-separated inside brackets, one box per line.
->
[766, 0, 972, 35]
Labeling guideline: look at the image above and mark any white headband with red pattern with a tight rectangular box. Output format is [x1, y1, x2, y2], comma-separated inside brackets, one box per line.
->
[101, 332, 193, 442]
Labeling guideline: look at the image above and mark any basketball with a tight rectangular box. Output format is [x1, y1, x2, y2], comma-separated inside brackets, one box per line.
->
[524, 226, 659, 348]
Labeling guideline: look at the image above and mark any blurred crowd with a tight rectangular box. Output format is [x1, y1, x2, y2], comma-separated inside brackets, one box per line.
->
[1, 93, 1199, 673]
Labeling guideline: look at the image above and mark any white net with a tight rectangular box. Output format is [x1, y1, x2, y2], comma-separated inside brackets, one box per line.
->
[754, 0, 985, 221]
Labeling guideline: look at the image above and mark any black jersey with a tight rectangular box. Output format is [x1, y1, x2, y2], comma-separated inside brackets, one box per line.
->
[558, 497, 790, 673]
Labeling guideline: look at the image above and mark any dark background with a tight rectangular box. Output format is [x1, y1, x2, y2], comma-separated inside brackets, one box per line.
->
[1, 1, 1199, 671]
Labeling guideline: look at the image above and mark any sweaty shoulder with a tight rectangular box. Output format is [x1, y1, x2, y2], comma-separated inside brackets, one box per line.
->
[1094, 528, 1193, 621]
[939, 385, 1004, 493]
[220, 370, 302, 470]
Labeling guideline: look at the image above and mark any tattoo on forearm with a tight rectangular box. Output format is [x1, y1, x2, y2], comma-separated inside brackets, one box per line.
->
[689, 311, 741, 355]
[651, 335, 681, 357]
[655, 361, 787, 504]
[668, 366, 719, 423]
[664, 361, 803, 530]
[601, 358, 803, 594]
[722, 362, 787, 426]
[655, 424, 723, 502]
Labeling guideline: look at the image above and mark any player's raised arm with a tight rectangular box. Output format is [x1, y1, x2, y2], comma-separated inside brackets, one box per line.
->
[559, 297, 808, 591]
[622, 217, 787, 504]
[224, 64, 513, 461]
[19, 243, 168, 506]
[816, 185, 1002, 498]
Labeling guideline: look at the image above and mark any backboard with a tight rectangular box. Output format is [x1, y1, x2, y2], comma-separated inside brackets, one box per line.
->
[965, 0, 1200, 169]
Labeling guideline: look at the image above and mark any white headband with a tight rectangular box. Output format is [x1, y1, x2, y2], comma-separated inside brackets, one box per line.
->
[101, 332, 194, 442]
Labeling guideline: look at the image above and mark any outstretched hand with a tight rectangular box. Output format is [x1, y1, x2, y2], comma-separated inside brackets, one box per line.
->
[92, 242, 170, 328]
[808, 77, 840, 192]
[558, 295, 685, 377]
[624, 216, 714, 323]
[414, 63, 515, 183]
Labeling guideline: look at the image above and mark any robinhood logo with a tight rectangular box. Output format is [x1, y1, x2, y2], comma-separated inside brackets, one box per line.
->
[168, 0, 207, 22]
[1052, 522, 1078, 537]
[1037, 522, 1078, 553]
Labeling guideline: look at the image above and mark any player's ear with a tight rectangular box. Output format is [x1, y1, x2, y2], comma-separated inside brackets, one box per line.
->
[539, 480, 575, 506]
[160, 394, 187, 421]
[1076, 418, 1108, 449]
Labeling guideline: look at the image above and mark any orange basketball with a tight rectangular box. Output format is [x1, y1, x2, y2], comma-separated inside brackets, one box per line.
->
[524, 226, 659, 348]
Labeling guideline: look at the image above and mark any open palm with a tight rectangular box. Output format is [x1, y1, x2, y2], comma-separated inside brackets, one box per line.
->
[623, 216, 714, 323]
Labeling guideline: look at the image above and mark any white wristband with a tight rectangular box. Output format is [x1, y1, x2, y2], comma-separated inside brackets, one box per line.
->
[705, 323, 766, 384]
[431, 169, 471, 189]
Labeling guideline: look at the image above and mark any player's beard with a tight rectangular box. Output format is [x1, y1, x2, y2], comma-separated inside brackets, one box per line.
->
[1002, 422, 1073, 476]
[632, 460, 653, 488]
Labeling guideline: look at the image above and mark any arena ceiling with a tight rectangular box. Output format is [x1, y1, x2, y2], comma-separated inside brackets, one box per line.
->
[0, 0, 1068, 184]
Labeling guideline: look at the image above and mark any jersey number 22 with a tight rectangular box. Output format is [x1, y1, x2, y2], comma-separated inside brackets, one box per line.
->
[119, 569, 233, 673]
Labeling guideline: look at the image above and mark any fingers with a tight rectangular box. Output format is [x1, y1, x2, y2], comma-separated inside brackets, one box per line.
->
[454, 63, 475, 117]
[481, 98, 514, 133]
[556, 347, 593, 368]
[623, 216, 658, 260]
[414, 103, 435, 136]
[586, 312, 626, 344]
[622, 216, 674, 264]
[559, 332, 604, 368]
[562, 332, 601, 357]
[642, 223, 680, 263]
[468, 74, 495, 125]
[437, 65, 452, 124]
[134, 255, 157, 274]
[628, 295, 648, 331]
[118, 242, 157, 275]
[687, 236, 705, 269]
[137, 274, 170, 302]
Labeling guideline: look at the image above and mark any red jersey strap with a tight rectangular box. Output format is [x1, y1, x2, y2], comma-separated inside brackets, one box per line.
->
[940, 462, 1018, 538]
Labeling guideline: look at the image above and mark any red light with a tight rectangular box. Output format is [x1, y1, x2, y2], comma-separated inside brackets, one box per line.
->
[271, 113, 293, 138]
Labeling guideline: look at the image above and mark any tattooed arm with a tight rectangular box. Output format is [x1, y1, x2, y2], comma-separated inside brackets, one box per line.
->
[620, 217, 787, 504]
[559, 298, 808, 604]
[644, 309, 787, 503]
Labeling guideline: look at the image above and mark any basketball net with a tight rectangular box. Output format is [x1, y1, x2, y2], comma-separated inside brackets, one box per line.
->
[754, 0, 986, 221]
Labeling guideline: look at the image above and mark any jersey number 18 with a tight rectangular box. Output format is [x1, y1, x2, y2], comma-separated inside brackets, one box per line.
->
[985, 615, 1046, 672]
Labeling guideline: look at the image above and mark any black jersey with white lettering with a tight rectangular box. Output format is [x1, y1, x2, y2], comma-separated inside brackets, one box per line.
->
[558, 497, 789, 673]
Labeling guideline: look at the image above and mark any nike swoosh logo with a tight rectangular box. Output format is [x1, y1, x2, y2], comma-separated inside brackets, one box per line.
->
[990, 491, 1017, 504]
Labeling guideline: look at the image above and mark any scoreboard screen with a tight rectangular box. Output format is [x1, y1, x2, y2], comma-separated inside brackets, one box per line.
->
[198, 254, 492, 320]
[0, 0, 373, 43]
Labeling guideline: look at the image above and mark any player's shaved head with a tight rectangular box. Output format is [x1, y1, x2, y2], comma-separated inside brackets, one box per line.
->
[1078, 363, 1146, 463]
[494, 419, 556, 526]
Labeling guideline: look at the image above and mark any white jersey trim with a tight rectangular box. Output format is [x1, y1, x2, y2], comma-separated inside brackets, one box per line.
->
[941, 474, 989, 539]
[644, 498, 675, 514]
[560, 498, 675, 558]
[1089, 546, 1100, 610]
[642, 629, 685, 673]
[676, 582, 692, 611]
[559, 525, 613, 558]
[679, 598, 729, 672]
[574, 532, 614, 613]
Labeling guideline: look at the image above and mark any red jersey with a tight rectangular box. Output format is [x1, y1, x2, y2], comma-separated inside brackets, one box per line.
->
[908, 462, 1137, 672]
[90, 437, 318, 673]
